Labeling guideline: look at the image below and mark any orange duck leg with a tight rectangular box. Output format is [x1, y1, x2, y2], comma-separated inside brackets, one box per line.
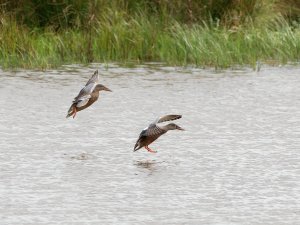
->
[145, 146, 157, 153]
[72, 107, 77, 119]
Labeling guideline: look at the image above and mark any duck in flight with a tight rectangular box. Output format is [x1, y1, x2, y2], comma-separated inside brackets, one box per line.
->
[134, 115, 184, 153]
[66, 70, 112, 118]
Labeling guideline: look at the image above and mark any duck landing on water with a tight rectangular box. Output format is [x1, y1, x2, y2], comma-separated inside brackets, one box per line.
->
[134, 115, 184, 153]
[66, 70, 112, 118]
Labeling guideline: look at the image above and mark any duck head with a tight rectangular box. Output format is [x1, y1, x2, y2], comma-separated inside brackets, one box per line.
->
[95, 84, 112, 92]
[165, 123, 185, 131]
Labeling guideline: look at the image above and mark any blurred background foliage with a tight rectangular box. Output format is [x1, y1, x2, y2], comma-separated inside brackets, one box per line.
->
[0, 0, 299, 68]
[1, 0, 299, 30]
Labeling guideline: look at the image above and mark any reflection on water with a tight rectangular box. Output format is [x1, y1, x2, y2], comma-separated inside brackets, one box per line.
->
[134, 160, 166, 176]
[1, 64, 300, 224]
[70, 152, 93, 161]
[134, 160, 159, 177]
[135, 160, 158, 169]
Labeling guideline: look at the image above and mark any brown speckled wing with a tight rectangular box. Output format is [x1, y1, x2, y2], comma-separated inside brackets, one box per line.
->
[145, 124, 166, 137]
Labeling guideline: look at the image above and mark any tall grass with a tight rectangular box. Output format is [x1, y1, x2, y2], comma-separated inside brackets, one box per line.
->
[0, 0, 299, 68]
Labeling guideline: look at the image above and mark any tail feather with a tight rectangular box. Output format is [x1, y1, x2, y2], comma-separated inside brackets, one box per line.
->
[66, 104, 75, 118]
[133, 142, 142, 152]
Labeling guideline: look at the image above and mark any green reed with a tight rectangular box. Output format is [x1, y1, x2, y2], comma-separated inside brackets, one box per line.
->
[0, 0, 299, 69]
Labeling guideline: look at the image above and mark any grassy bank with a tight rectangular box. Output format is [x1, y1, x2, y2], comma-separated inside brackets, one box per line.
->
[0, 0, 300, 69]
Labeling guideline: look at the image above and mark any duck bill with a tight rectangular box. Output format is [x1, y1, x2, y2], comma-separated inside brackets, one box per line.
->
[104, 86, 112, 92]
[178, 127, 185, 131]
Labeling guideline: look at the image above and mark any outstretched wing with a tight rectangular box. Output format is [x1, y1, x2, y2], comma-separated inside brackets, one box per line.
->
[144, 114, 182, 136]
[73, 83, 96, 107]
[75, 94, 92, 107]
[145, 124, 166, 137]
[134, 124, 166, 151]
[85, 70, 99, 86]
[153, 115, 182, 124]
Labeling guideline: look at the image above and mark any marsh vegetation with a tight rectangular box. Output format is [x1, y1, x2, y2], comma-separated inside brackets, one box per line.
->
[1, 0, 299, 68]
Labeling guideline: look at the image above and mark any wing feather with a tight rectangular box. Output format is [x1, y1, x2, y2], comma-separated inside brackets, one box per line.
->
[85, 70, 99, 86]
[76, 95, 91, 107]
[145, 124, 166, 137]
[73, 83, 96, 103]
[153, 115, 182, 124]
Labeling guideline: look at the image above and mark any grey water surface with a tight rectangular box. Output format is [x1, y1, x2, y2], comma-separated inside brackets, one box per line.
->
[0, 64, 300, 225]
